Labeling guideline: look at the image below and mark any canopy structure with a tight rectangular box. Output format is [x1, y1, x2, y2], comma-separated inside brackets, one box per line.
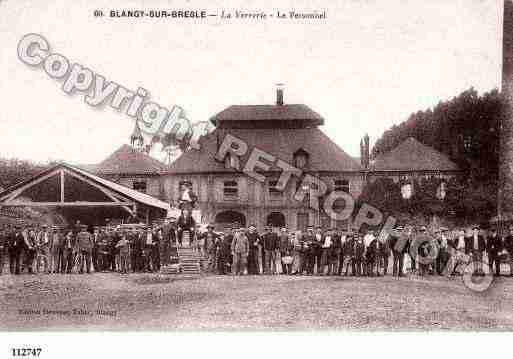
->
[0, 163, 171, 226]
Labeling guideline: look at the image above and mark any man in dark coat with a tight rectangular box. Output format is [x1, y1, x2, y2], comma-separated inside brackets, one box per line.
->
[129, 228, 142, 272]
[366, 235, 379, 277]
[313, 226, 324, 274]
[246, 225, 261, 275]
[97, 229, 110, 272]
[262, 226, 278, 274]
[487, 227, 502, 277]
[176, 209, 196, 248]
[302, 226, 316, 275]
[92, 227, 100, 272]
[354, 233, 365, 276]
[8, 225, 24, 274]
[217, 230, 233, 275]
[331, 229, 342, 275]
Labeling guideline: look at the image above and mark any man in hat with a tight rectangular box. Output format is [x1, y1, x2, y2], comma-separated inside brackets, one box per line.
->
[176, 208, 196, 248]
[115, 229, 130, 274]
[320, 228, 333, 275]
[302, 225, 316, 275]
[23, 225, 37, 274]
[262, 226, 278, 274]
[366, 231, 379, 276]
[161, 219, 176, 265]
[503, 226, 513, 276]
[61, 228, 75, 273]
[217, 229, 232, 275]
[49, 226, 63, 274]
[465, 225, 486, 275]
[390, 226, 405, 277]
[7, 225, 23, 274]
[313, 226, 324, 274]
[231, 226, 249, 275]
[331, 228, 342, 275]
[378, 230, 391, 276]
[199, 224, 218, 273]
[76, 225, 93, 274]
[91, 226, 100, 272]
[246, 225, 261, 275]
[487, 227, 502, 277]
[277, 227, 289, 275]
[34, 224, 51, 274]
[142, 226, 155, 272]
[340, 230, 355, 276]
[354, 232, 366, 276]
[435, 228, 449, 275]
[97, 228, 111, 272]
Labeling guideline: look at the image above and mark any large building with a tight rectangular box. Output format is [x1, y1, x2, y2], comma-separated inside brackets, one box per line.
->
[81, 89, 462, 230]
[164, 88, 365, 230]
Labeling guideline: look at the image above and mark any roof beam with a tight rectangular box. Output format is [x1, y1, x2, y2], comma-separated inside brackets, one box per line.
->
[0, 202, 135, 207]
[0, 169, 60, 202]
[63, 168, 135, 217]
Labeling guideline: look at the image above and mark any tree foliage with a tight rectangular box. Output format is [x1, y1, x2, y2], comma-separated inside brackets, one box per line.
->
[0, 158, 53, 190]
[364, 88, 501, 224]
[372, 88, 502, 184]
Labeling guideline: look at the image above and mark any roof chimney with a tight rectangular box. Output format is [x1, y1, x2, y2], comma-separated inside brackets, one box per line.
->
[276, 83, 284, 106]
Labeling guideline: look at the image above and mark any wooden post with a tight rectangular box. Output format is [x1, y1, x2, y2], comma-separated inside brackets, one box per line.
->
[500, 0, 513, 234]
[60, 170, 65, 203]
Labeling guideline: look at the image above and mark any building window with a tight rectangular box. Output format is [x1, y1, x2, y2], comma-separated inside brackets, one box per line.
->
[133, 181, 147, 193]
[223, 180, 238, 198]
[334, 179, 350, 193]
[268, 180, 283, 197]
[293, 149, 309, 169]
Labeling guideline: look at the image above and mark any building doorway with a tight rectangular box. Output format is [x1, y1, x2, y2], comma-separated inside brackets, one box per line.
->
[266, 212, 286, 228]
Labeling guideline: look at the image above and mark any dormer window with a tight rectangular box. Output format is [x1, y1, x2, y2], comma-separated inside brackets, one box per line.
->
[293, 149, 309, 169]
[133, 181, 147, 193]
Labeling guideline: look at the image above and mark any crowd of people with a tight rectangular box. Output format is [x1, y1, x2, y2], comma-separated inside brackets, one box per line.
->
[0, 222, 176, 275]
[199, 223, 512, 277]
[1, 214, 512, 278]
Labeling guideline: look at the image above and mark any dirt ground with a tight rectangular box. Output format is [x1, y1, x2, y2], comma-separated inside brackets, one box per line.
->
[0, 272, 511, 331]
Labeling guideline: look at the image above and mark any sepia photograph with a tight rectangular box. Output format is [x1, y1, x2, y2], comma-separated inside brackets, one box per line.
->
[0, 0, 512, 353]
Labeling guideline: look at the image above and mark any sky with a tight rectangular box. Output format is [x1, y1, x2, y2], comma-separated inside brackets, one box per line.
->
[0, 0, 504, 164]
